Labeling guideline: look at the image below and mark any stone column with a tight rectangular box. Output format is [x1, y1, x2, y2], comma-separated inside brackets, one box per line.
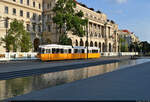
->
[104, 24, 108, 52]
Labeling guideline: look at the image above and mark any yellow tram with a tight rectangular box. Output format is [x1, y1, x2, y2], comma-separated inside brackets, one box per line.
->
[38, 44, 100, 61]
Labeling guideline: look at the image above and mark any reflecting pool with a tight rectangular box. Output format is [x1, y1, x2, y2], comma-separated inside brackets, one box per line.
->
[0, 59, 150, 100]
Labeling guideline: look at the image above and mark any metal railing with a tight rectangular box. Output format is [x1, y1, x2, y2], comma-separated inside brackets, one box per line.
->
[0, 52, 39, 61]
[0, 52, 139, 61]
[101, 52, 139, 57]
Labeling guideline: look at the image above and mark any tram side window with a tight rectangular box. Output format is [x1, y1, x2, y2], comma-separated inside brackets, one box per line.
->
[69, 49, 72, 53]
[88, 50, 91, 53]
[96, 50, 98, 53]
[56, 49, 59, 53]
[89, 50, 92, 53]
[60, 49, 64, 53]
[74, 49, 78, 53]
[46, 49, 49, 54]
[64, 49, 68, 53]
[41, 49, 45, 54]
[92, 50, 94, 53]
[52, 48, 56, 54]
[49, 49, 51, 54]
[82, 49, 84, 53]
[92, 50, 98, 53]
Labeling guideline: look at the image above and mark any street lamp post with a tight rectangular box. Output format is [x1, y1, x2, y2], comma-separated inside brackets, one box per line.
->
[86, 24, 89, 60]
[104, 22, 107, 52]
[5, 17, 10, 36]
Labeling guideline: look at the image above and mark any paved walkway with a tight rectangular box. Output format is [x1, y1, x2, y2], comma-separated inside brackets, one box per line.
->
[7, 61, 150, 101]
[0, 56, 130, 80]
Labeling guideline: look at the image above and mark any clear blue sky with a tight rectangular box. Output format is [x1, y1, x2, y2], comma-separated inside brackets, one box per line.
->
[77, 0, 150, 42]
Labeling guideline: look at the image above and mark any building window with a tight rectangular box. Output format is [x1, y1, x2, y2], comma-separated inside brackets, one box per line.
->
[101, 26, 104, 38]
[4, 6, 8, 14]
[39, 4, 41, 9]
[32, 24, 36, 32]
[108, 27, 111, 37]
[39, 15, 41, 21]
[13, 8, 16, 15]
[47, 4, 49, 9]
[20, 0, 23, 4]
[50, 3, 52, 8]
[33, 13, 36, 20]
[47, 15, 50, 21]
[27, 0, 30, 6]
[4, 21, 9, 28]
[27, 12, 30, 18]
[33, 1, 35, 7]
[20, 10, 23, 17]
[27, 24, 30, 31]
[38, 25, 41, 32]
[48, 25, 51, 32]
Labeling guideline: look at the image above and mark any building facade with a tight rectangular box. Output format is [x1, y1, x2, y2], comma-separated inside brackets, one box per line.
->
[43, 0, 119, 52]
[118, 30, 140, 52]
[0, 0, 43, 52]
[0, 0, 119, 53]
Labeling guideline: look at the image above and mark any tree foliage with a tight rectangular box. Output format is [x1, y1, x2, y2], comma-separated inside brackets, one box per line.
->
[0, 19, 32, 52]
[20, 32, 32, 52]
[139, 41, 150, 55]
[59, 34, 72, 45]
[119, 38, 129, 52]
[129, 42, 139, 52]
[52, 0, 88, 45]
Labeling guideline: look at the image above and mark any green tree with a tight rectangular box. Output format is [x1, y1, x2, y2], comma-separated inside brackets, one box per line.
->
[59, 34, 72, 45]
[119, 37, 129, 52]
[52, 0, 88, 45]
[129, 42, 140, 52]
[0, 33, 14, 52]
[140, 41, 150, 55]
[20, 32, 32, 52]
[124, 42, 129, 52]
[46, 39, 52, 44]
[0, 19, 32, 52]
[119, 38, 125, 52]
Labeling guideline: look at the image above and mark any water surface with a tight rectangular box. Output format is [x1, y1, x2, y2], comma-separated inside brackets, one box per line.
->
[0, 59, 150, 100]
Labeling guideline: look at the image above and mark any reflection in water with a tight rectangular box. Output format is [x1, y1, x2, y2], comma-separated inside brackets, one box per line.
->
[0, 59, 150, 100]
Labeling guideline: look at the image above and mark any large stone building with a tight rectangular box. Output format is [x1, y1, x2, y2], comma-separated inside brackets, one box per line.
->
[0, 0, 43, 52]
[43, 0, 119, 52]
[118, 29, 140, 51]
[0, 0, 119, 53]
[118, 30, 140, 44]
